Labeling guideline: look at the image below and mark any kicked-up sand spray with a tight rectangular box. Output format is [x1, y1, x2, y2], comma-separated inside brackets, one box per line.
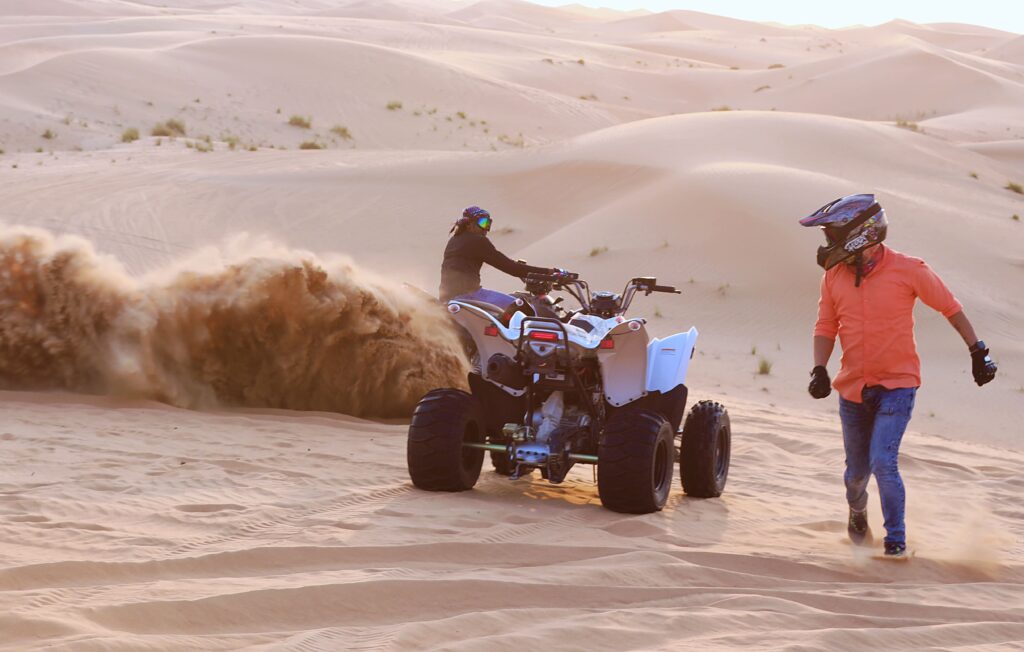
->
[0, 226, 467, 418]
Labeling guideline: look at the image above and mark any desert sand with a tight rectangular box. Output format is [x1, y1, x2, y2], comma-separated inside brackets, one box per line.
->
[0, 1, 1022, 650]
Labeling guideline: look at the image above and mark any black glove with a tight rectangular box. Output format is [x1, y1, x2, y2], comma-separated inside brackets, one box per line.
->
[808, 365, 832, 399]
[969, 340, 997, 387]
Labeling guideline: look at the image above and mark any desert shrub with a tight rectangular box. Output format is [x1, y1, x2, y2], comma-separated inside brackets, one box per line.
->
[754, 85, 771, 93]
[969, 171, 979, 179]
[768, 63, 785, 69]
[1013, 214, 1020, 221]
[895, 119, 919, 132]
[588, 246, 608, 257]
[330, 125, 352, 140]
[151, 119, 185, 137]
[41, 129, 55, 139]
[497, 133, 524, 148]
[711, 106, 732, 111]
[299, 141, 323, 150]
[1006, 181, 1023, 194]
[386, 101, 403, 111]
[288, 115, 312, 129]
[121, 128, 139, 143]
[757, 357, 773, 375]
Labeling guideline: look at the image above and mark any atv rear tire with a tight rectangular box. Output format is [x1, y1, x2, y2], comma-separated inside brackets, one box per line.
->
[598, 409, 675, 514]
[679, 400, 730, 497]
[408, 389, 485, 491]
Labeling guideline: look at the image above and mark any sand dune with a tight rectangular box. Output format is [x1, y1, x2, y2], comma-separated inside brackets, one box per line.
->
[0, 1, 1022, 649]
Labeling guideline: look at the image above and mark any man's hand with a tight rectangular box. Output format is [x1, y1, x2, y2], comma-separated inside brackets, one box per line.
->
[808, 365, 832, 399]
[970, 341, 997, 386]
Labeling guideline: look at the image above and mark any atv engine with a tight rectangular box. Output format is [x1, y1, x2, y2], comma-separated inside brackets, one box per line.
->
[508, 391, 591, 483]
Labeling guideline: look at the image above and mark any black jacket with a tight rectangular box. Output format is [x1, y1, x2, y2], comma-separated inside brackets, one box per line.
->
[439, 232, 549, 301]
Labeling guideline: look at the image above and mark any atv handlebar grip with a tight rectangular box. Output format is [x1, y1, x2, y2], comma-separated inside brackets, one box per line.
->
[653, 285, 680, 294]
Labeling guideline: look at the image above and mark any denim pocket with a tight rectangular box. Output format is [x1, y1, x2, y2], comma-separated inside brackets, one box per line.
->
[878, 389, 917, 416]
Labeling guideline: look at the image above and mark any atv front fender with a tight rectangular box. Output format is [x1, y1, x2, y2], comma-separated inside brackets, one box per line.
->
[646, 327, 698, 394]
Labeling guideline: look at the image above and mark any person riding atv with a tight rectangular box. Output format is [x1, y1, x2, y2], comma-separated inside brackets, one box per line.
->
[438, 206, 567, 309]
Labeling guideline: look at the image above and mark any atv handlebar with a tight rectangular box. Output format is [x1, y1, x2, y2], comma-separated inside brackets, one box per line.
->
[525, 271, 579, 283]
[518, 273, 681, 318]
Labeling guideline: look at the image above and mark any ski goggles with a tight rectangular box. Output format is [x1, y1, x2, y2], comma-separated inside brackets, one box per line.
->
[476, 215, 492, 231]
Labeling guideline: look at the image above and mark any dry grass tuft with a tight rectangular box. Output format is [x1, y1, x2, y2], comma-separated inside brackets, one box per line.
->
[386, 101, 403, 111]
[288, 115, 312, 129]
[151, 119, 186, 137]
[330, 125, 352, 140]
[1005, 181, 1023, 194]
[299, 141, 323, 150]
[757, 357, 773, 375]
[121, 128, 139, 143]
[588, 246, 609, 257]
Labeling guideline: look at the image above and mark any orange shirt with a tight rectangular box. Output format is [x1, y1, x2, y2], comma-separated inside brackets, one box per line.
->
[814, 246, 963, 403]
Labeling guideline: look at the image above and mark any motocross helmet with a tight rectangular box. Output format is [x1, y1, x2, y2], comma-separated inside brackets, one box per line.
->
[799, 194, 887, 269]
[461, 206, 492, 231]
[450, 206, 492, 234]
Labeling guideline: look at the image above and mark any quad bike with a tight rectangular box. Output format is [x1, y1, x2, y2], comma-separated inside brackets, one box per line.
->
[407, 272, 730, 514]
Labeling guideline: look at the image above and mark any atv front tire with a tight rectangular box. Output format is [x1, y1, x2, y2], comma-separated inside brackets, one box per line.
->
[598, 409, 675, 514]
[407, 389, 485, 491]
[679, 400, 730, 497]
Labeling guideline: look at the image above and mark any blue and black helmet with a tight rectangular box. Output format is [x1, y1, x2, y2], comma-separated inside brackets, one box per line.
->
[451, 205, 492, 234]
[799, 194, 887, 269]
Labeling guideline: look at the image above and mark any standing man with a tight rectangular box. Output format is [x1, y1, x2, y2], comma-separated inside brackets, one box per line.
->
[800, 194, 997, 558]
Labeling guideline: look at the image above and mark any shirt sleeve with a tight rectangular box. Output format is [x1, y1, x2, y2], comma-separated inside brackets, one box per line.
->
[813, 273, 839, 339]
[478, 237, 550, 278]
[914, 261, 963, 318]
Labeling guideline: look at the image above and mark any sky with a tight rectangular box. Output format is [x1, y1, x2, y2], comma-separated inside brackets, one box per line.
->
[532, 0, 1024, 34]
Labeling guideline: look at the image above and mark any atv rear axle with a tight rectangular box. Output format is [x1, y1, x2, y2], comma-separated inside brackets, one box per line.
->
[462, 442, 598, 464]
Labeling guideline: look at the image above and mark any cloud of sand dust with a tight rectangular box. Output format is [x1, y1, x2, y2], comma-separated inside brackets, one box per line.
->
[0, 226, 468, 418]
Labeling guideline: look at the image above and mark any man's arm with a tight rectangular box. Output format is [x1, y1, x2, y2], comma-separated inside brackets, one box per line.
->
[813, 335, 835, 368]
[915, 263, 997, 386]
[478, 237, 550, 278]
[946, 310, 979, 348]
[809, 274, 838, 399]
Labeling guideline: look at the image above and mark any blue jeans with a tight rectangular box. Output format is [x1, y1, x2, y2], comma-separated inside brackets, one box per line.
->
[452, 288, 516, 311]
[839, 386, 917, 545]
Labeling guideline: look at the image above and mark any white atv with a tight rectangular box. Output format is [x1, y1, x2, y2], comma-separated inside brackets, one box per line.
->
[407, 272, 730, 514]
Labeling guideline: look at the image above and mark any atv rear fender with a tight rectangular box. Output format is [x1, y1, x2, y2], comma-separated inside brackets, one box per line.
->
[598, 320, 649, 407]
[449, 302, 525, 396]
